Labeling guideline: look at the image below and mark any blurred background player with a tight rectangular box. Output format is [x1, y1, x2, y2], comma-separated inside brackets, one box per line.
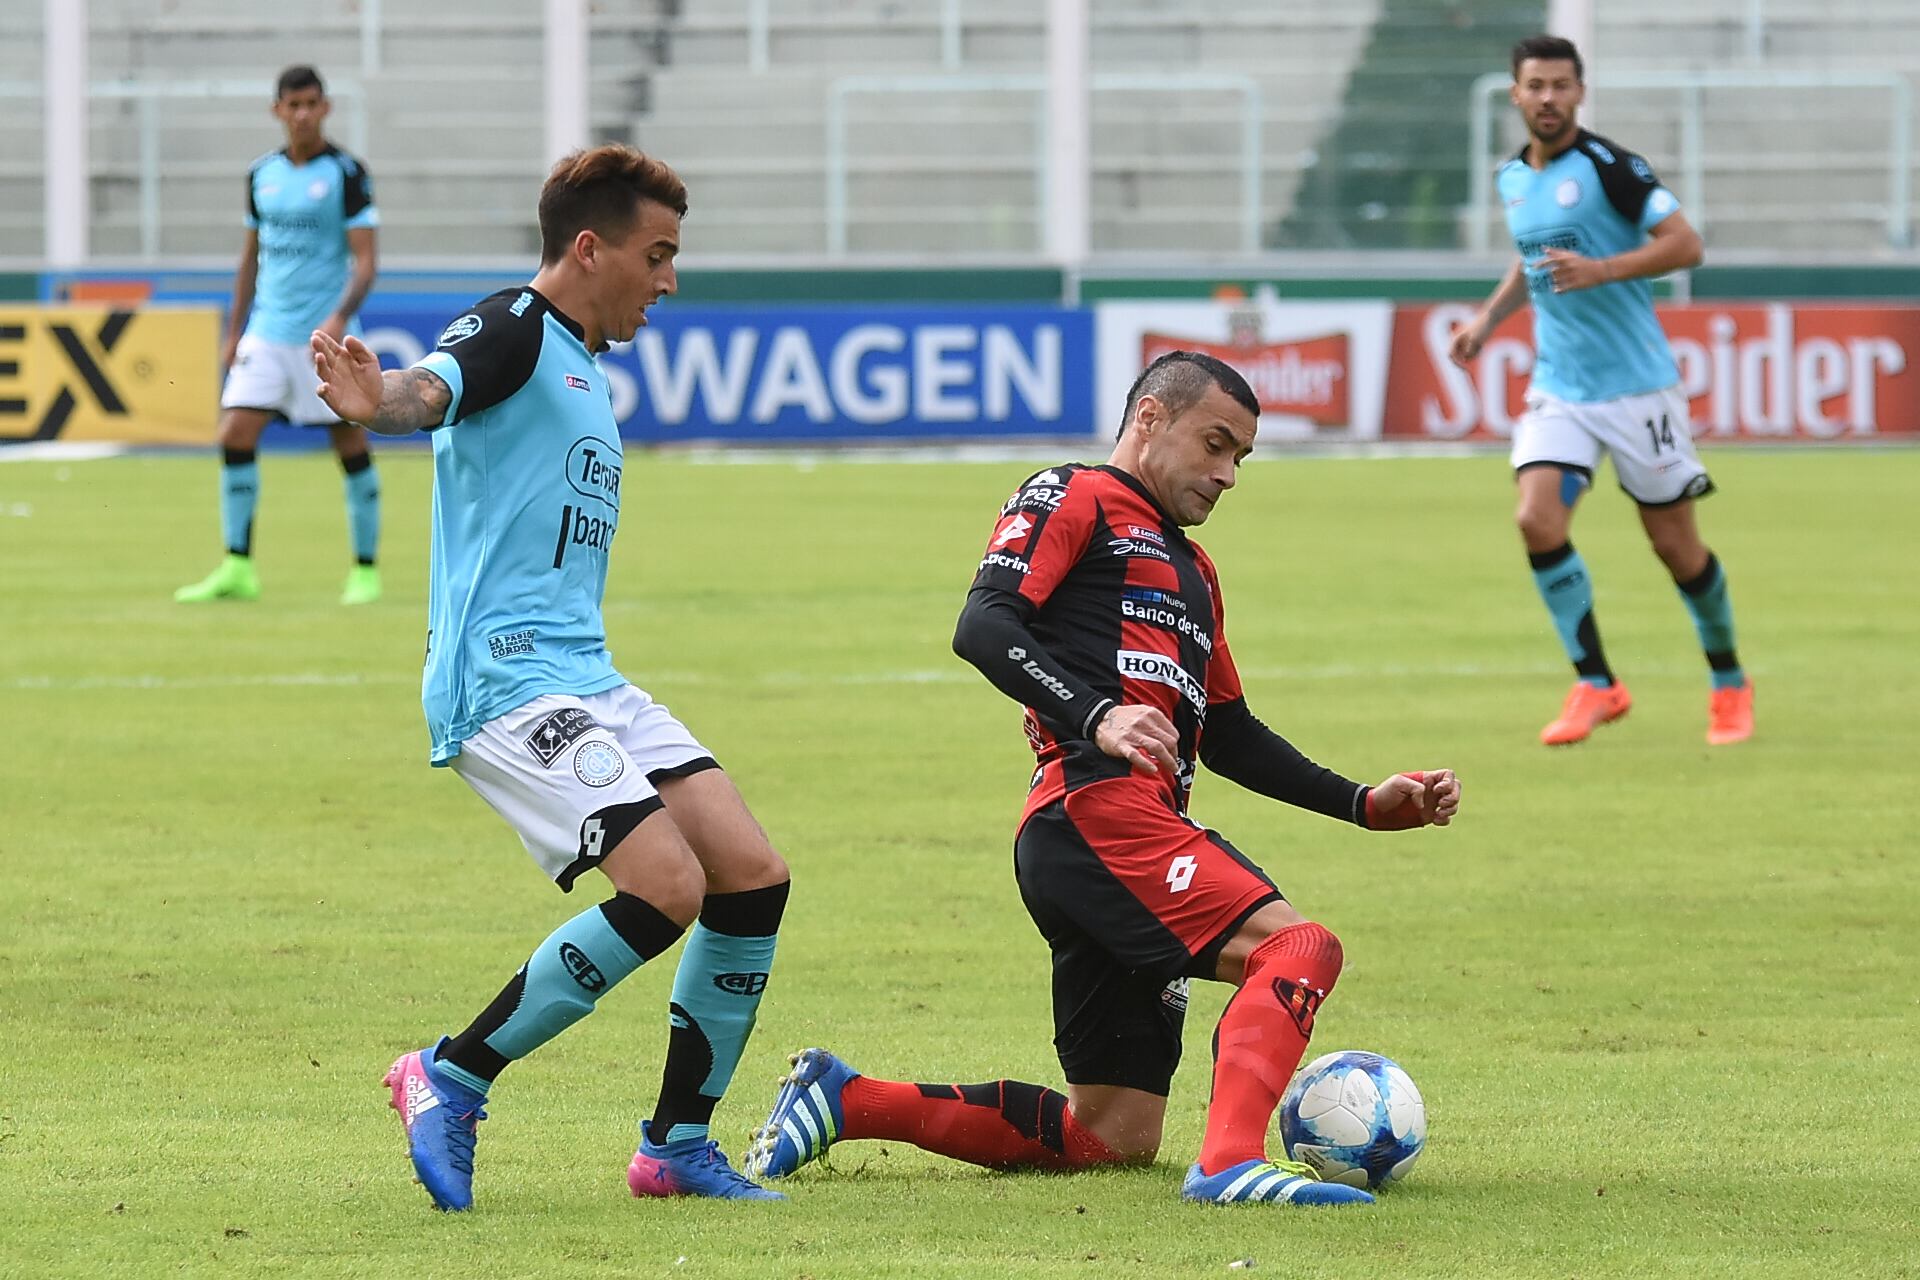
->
[1449, 35, 1753, 747]
[747, 351, 1459, 1208]
[312, 146, 790, 1210]
[175, 64, 382, 605]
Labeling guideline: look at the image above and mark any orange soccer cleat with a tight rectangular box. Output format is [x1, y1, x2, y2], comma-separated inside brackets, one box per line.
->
[1540, 681, 1633, 746]
[1707, 682, 1755, 745]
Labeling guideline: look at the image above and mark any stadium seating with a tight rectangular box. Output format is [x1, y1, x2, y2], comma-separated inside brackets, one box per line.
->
[0, 0, 1914, 259]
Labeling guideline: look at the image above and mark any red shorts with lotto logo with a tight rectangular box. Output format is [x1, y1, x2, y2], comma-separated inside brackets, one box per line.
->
[1013, 776, 1283, 1095]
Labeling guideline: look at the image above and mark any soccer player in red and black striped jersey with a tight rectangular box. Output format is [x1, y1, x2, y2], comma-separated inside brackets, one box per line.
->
[748, 351, 1462, 1207]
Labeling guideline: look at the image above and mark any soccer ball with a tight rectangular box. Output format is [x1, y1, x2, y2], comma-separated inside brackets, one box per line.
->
[1277, 1050, 1427, 1189]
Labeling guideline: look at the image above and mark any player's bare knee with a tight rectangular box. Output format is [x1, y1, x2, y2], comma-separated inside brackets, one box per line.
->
[734, 844, 789, 891]
[1648, 527, 1705, 577]
[1514, 502, 1567, 552]
[217, 415, 265, 452]
[1065, 1092, 1163, 1163]
[600, 815, 705, 926]
[1216, 898, 1308, 983]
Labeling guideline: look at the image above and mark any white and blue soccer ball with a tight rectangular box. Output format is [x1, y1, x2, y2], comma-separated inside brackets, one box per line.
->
[1277, 1050, 1427, 1189]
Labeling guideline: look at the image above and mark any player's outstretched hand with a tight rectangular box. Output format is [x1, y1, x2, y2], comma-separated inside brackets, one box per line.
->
[1094, 704, 1180, 778]
[1365, 769, 1461, 830]
[311, 330, 383, 425]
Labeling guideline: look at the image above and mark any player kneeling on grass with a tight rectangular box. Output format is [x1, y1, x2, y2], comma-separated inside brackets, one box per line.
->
[312, 146, 789, 1210]
[746, 352, 1460, 1207]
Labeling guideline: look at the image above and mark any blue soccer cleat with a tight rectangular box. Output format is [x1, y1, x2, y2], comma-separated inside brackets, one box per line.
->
[745, 1047, 857, 1181]
[384, 1039, 487, 1211]
[1181, 1157, 1376, 1206]
[627, 1132, 785, 1201]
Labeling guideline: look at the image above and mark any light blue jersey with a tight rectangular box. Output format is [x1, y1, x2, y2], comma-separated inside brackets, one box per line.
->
[412, 288, 626, 764]
[1498, 130, 1683, 403]
[244, 145, 378, 344]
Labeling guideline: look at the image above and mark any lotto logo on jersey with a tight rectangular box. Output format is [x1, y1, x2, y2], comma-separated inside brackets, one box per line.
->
[991, 513, 1034, 549]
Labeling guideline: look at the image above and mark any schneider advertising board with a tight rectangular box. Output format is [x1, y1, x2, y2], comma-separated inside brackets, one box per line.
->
[1095, 296, 1920, 443]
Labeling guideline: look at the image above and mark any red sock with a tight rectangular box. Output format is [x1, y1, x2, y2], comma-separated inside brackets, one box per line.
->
[840, 1076, 1121, 1170]
[1197, 920, 1344, 1176]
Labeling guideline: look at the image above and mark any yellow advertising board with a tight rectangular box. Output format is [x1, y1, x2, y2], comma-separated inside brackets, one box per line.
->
[0, 306, 219, 445]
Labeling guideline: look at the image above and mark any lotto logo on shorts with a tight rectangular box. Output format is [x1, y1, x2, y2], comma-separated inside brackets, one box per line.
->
[524, 707, 600, 767]
[573, 740, 626, 788]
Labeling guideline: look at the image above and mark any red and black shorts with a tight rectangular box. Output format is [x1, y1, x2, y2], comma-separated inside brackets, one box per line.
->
[1013, 777, 1283, 1097]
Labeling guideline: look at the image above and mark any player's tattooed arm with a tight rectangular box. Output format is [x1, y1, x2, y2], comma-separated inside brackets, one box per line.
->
[364, 368, 453, 435]
[312, 330, 450, 433]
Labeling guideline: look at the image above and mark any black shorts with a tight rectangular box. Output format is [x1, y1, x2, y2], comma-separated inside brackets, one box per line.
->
[1013, 779, 1284, 1096]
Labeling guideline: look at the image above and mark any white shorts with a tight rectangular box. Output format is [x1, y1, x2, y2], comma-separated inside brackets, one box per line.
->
[221, 333, 338, 425]
[450, 685, 716, 892]
[1510, 384, 1714, 506]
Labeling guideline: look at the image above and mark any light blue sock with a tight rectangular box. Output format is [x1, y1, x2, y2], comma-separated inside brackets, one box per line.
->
[436, 892, 685, 1094]
[342, 456, 380, 565]
[649, 880, 786, 1147]
[481, 904, 646, 1063]
[1676, 553, 1745, 689]
[220, 452, 258, 556]
[430, 1052, 491, 1101]
[1529, 542, 1615, 686]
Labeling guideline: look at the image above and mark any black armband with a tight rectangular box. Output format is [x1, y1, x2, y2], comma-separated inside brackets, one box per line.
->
[1199, 697, 1368, 826]
[952, 586, 1113, 741]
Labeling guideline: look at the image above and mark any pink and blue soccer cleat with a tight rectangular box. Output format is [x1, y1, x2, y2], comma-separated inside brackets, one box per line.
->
[384, 1039, 486, 1212]
[744, 1047, 856, 1181]
[1181, 1157, 1375, 1206]
[627, 1131, 785, 1200]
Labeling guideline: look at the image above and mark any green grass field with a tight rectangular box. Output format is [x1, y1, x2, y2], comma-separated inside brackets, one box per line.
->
[3, 447, 1916, 1279]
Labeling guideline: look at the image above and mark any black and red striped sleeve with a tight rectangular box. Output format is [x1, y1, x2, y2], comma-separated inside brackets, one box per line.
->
[953, 469, 1116, 742]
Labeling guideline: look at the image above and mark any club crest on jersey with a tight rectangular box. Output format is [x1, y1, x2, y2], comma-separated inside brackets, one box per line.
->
[307, 178, 331, 200]
[438, 314, 483, 346]
[524, 706, 599, 767]
[1556, 178, 1582, 208]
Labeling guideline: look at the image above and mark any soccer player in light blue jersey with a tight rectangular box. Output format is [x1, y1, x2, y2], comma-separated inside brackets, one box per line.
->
[312, 146, 791, 1210]
[176, 65, 382, 606]
[1451, 35, 1753, 747]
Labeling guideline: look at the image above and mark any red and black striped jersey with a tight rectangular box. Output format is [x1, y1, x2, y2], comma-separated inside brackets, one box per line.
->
[965, 463, 1245, 820]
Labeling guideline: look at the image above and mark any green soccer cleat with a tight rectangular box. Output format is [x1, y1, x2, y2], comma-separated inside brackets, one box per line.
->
[340, 565, 382, 606]
[174, 554, 260, 603]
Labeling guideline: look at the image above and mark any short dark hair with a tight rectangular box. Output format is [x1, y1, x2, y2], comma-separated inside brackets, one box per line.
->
[538, 145, 689, 265]
[275, 65, 324, 99]
[1511, 35, 1583, 82]
[1118, 350, 1259, 439]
